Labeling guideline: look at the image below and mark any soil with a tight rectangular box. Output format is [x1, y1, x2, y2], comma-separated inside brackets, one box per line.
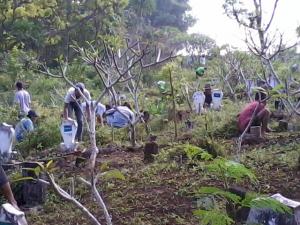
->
[25, 131, 300, 225]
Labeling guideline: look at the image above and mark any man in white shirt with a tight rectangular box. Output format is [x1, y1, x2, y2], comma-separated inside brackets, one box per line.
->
[14, 81, 31, 117]
[63, 83, 91, 141]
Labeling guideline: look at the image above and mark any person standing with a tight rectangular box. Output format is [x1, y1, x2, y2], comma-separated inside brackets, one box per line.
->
[203, 83, 212, 108]
[14, 81, 31, 117]
[63, 83, 91, 141]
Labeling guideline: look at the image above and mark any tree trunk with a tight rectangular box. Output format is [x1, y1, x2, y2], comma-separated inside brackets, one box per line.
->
[169, 68, 178, 139]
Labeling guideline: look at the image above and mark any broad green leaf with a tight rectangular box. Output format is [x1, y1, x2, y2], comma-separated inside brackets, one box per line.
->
[46, 160, 53, 170]
[12, 176, 35, 183]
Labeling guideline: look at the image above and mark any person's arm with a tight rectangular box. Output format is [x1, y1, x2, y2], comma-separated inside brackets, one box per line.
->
[1, 183, 19, 210]
[0, 167, 19, 210]
[14, 93, 20, 104]
[28, 92, 31, 106]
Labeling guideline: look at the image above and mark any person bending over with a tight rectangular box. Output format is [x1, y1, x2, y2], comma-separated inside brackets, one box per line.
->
[15, 110, 38, 142]
[238, 91, 271, 136]
[63, 83, 91, 141]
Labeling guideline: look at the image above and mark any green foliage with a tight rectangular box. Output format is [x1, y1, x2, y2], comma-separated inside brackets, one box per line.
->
[198, 187, 241, 204]
[194, 209, 234, 225]
[184, 144, 213, 161]
[101, 169, 126, 181]
[15, 109, 61, 157]
[206, 157, 257, 187]
[242, 193, 292, 215]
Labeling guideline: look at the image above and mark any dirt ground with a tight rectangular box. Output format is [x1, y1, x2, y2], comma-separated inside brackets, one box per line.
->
[26, 131, 300, 225]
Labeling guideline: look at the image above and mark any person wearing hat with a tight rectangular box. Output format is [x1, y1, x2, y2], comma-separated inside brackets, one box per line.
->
[63, 83, 91, 141]
[15, 110, 38, 142]
[237, 90, 271, 136]
[203, 83, 212, 108]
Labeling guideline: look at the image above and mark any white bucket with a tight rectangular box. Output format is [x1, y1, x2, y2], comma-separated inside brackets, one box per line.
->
[0, 123, 15, 162]
[59, 118, 78, 152]
[212, 89, 223, 110]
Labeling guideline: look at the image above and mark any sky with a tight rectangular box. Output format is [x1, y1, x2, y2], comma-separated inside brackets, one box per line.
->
[188, 0, 300, 50]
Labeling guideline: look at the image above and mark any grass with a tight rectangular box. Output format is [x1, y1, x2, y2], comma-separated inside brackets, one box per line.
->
[10, 100, 299, 225]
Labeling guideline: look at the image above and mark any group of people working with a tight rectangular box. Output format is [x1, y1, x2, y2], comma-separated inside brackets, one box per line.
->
[0, 81, 136, 212]
[14, 81, 135, 142]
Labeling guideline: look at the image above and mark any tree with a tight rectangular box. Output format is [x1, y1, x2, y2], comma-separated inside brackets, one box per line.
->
[183, 33, 216, 66]
[150, 0, 195, 32]
[223, 0, 300, 115]
[39, 39, 175, 224]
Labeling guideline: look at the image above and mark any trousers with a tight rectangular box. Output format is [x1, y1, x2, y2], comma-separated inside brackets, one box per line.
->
[68, 101, 83, 141]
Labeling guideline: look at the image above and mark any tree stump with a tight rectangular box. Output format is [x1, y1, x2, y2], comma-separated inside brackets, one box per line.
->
[144, 140, 159, 163]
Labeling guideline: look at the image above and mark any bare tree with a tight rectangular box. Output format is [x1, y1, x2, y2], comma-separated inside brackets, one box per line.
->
[224, 0, 300, 115]
[38, 39, 175, 224]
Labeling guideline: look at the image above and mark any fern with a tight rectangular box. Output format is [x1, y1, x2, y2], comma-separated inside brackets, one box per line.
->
[194, 209, 234, 225]
[241, 193, 292, 215]
[197, 187, 241, 204]
[206, 157, 257, 184]
[184, 144, 213, 161]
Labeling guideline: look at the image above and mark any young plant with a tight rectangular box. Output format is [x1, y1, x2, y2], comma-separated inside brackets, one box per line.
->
[195, 157, 291, 225]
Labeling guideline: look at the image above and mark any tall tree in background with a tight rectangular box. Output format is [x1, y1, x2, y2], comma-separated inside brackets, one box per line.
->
[223, 0, 296, 84]
[0, 0, 128, 62]
[126, 0, 196, 53]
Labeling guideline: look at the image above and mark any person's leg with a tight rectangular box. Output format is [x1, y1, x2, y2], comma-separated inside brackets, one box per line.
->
[256, 108, 271, 135]
[73, 102, 83, 141]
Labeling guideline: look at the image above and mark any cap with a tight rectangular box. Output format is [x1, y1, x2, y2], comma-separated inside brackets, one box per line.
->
[28, 110, 38, 118]
[75, 82, 85, 91]
[204, 83, 211, 90]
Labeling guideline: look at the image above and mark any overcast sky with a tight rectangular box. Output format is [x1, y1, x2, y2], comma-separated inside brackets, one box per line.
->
[188, 0, 300, 50]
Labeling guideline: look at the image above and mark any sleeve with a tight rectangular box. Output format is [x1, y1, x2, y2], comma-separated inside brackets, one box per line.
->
[64, 89, 73, 103]
[14, 93, 20, 103]
[84, 90, 91, 101]
[0, 166, 8, 187]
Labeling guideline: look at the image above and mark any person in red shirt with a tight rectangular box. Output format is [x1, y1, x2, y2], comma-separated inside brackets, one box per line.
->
[238, 91, 271, 136]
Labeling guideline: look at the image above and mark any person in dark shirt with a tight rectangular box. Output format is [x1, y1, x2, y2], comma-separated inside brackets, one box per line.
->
[0, 166, 19, 210]
[204, 84, 212, 108]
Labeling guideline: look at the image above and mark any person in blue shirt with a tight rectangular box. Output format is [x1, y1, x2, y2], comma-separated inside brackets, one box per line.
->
[15, 110, 38, 142]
